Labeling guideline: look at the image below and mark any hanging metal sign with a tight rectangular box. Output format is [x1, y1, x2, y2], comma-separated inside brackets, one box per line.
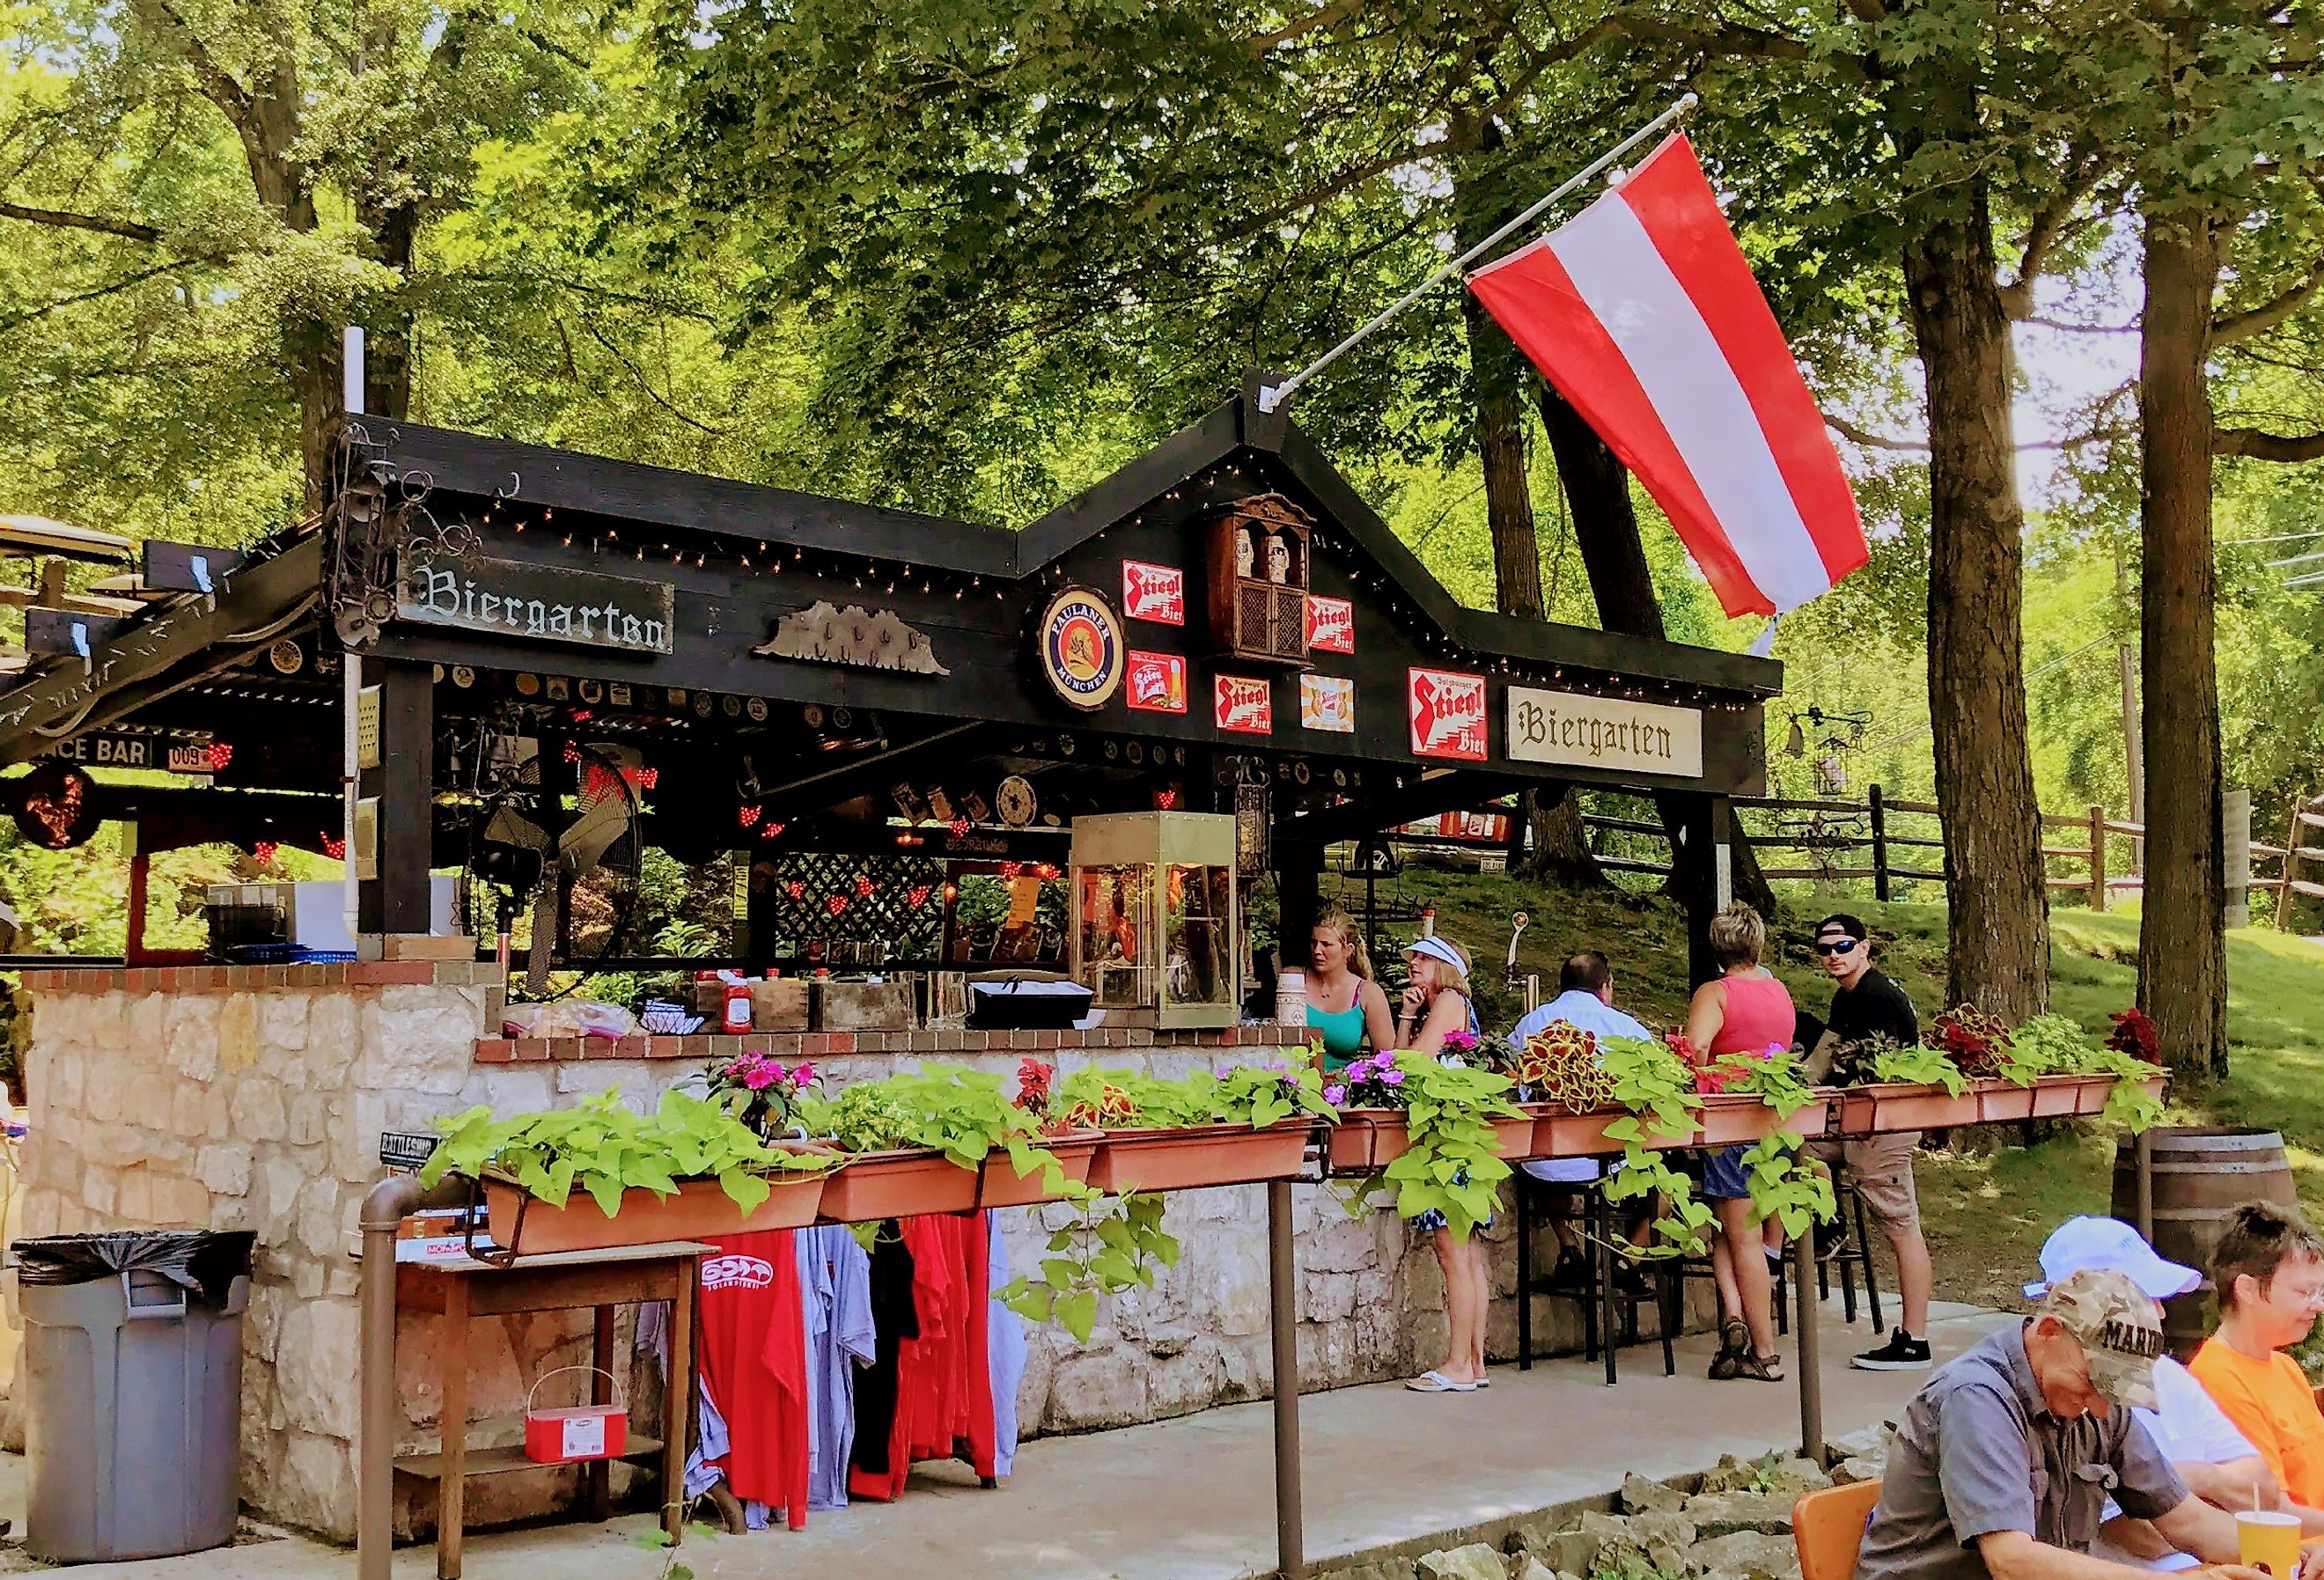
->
[396, 555, 674, 655]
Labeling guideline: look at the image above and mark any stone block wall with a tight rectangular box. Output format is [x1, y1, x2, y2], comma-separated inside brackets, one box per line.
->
[17, 963, 1675, 1542]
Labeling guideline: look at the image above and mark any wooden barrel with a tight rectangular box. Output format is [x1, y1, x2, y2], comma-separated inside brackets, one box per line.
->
[2112, 1127, 2301, 1359]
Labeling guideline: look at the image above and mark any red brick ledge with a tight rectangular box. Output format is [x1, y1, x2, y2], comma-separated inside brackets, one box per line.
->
[475, 1024, 1305, 1064]
[22, 961, 502, 994]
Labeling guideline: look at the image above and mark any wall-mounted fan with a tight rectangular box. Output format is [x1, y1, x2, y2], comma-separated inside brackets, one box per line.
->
[453, 724, 644, 993]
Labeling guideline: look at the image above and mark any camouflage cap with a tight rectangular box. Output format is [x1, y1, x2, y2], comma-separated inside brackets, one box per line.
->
[2040, 1267, 2165, 1410]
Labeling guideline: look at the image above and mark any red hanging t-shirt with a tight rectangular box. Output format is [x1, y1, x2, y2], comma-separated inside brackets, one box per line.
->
[697, 1230, 810, 1528]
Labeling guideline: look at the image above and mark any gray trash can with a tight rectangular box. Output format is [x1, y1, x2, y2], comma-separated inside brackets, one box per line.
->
[13, 1231, 254, 1562]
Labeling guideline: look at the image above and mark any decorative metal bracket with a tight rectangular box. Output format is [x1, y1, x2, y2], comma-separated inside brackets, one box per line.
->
[323, 422, 475, 648]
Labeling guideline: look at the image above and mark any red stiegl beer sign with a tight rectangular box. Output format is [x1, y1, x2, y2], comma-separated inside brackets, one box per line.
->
[1408, 668, 1488, 761]
[1122, 562, 1186, 625]
[1213, 674, 1273, 735]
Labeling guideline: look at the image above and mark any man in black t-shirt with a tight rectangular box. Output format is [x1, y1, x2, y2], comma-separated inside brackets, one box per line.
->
[1807, 912, 1935, 1372]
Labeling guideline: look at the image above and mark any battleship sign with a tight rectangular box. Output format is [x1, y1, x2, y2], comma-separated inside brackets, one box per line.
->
[397, 555, 674, 655]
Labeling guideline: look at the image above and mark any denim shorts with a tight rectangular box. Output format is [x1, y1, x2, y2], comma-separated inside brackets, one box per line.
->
[1694, 1145, 1753, 1202]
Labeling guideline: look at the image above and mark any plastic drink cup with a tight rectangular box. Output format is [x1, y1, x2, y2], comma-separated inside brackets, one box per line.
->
[2238, 1510, 2302, 1577]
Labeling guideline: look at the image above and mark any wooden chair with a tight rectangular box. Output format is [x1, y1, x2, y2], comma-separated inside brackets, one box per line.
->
[1794, 1481, 1882, 1580]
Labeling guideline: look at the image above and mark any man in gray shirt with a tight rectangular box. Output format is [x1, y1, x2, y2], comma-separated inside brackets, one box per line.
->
[1857, 1269, 2268, 1580]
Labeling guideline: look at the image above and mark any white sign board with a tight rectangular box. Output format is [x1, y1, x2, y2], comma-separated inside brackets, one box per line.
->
[1504, 687, 1703, 779]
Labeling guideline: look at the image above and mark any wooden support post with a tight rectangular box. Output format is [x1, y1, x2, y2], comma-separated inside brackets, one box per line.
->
[1869, 784, 1892, 904]
[357, 660, 437, 936]
[1276, 836, 1321, 985]
[124, 824, 150, 966]
[1269, 1179, 1304, 1580]
[2089, 805, 2107, 913]
[2277, 797, 2304, 931]
[2134, 1129, 2155, 1246]
[1671, 794, 1731, 988]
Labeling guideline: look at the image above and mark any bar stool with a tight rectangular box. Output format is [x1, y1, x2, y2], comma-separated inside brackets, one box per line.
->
[1513, 1171, 1674, 1384]
[1817, 1174, 1886, 1332]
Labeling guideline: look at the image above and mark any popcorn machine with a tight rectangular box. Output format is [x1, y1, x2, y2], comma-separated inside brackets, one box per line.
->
[1067, 812, 1240, 1029]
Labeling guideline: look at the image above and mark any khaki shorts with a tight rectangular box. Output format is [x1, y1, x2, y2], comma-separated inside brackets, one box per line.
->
[1807, 1131, 1921, 1228]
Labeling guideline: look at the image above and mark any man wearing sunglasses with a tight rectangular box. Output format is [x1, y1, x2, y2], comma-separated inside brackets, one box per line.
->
[1806, 912, 1935, 1371]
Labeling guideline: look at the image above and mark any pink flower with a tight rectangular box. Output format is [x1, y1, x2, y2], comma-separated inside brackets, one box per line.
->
[791, 1062, 814, 1087]
[1380, 1068, 1406, 1086]
[1323, 1085, 1347, 1106]
[742, 1062, 778, 1091]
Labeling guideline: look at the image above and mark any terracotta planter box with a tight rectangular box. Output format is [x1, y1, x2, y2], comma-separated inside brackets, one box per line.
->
[1529, 1092, 1829, 1159]
[482, 1170, 826, 1258]
[2030, 1072, 2112, 1119]
[1838, 1076, 2034, 1133]
[1085, 1121, 1314, 1194]
[816, 1132, 1101, 1223]
[1325, 1112, 1533, 1173]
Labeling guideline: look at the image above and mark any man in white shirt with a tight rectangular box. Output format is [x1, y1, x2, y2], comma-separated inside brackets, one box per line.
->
[1511, 952, 1655, 1287]
[2027, 1215, 2301, 1569]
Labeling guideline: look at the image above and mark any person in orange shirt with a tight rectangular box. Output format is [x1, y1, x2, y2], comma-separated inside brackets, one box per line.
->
[2188, 1200, 2324, 1525]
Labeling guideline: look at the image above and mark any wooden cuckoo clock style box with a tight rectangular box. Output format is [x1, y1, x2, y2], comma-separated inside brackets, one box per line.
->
[1206, 494, 1312, 667]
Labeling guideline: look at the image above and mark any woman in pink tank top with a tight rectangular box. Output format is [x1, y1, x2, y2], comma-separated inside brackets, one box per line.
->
[1681, 902, 1796, 1385]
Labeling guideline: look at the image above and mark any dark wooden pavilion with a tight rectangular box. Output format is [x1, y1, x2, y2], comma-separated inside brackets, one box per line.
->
[0, 384, 1780, 976]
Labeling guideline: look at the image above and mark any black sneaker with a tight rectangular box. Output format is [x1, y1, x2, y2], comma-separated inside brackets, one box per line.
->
[1850, 1331, 1932, 1371]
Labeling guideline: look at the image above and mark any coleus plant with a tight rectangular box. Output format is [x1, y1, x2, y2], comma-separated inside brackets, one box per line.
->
[1929, 1004, 2013, 1077]
[1489, 1019, 1617, 1111]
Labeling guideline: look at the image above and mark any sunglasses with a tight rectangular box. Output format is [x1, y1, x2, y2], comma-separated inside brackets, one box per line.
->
[1813, 938, 1861, 957]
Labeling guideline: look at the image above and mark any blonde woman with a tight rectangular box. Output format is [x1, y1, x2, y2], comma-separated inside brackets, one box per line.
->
[1305, 906, 1397, 1073]
[1682, 901, 1796, 1384]
[1399, 934, 1493, 1393]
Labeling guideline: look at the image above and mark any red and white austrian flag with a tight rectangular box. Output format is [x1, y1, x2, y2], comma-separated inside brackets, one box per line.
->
[1467, 134, 1867, 618]
[1408, 668, 1487, 761]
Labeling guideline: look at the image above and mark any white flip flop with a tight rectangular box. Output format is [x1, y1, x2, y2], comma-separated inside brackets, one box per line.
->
[1405, 1370, 1478, 1393]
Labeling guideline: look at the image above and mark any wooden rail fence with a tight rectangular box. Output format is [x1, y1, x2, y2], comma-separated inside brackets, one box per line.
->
[1564, 783, 2309, 915]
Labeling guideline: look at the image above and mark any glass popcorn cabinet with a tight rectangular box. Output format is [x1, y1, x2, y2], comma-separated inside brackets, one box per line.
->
[1067, 812, 1240, 1029]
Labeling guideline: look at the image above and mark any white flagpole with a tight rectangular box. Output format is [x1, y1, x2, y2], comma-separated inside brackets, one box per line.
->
[1256, 92, 1698, 415]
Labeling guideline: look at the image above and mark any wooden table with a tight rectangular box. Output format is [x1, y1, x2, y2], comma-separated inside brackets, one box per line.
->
[394, 1240, 704, 1580]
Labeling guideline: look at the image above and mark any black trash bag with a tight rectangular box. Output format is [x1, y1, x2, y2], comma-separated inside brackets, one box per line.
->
[13, 1231, 255, 1305]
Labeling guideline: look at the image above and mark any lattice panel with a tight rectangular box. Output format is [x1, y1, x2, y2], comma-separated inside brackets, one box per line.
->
[749, 853, 948, 966]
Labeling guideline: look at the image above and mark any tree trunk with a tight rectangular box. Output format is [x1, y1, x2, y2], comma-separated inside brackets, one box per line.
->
[1894, 63, 2050, 1020]
[1463, 290, 1546, 620]
[1526, 787, 1610, 887]
[1533, 383, 1778, 912]
[2136, 205, 2228, 1079]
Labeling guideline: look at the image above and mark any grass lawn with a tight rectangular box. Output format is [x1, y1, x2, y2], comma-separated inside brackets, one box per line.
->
[1349, 859, 2324, 1311]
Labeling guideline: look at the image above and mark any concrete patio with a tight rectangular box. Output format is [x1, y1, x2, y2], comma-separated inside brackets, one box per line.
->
[0, 1295, 2007, 1580]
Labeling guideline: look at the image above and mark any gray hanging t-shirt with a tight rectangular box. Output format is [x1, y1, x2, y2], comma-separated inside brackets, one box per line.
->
[1856, 1323, 2189, 1580]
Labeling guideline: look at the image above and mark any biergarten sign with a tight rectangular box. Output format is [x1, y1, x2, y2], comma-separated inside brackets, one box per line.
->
[396, 555, 674, 655]
[1505, 686, 1703, 778]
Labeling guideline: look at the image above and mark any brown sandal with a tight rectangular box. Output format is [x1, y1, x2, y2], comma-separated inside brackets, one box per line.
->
[1734, 1350, 1786, 1383]
[1709, 1318, 1748, 1380]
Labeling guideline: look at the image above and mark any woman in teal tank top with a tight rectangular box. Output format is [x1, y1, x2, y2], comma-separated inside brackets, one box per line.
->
[1302, 906, 1395, 1071]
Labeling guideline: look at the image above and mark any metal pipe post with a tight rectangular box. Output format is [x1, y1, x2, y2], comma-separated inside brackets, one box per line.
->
[1794, 1227, 1824, 1464]
[359, 1172, 468, 1580]
[1269, 1179, 1305, 1580]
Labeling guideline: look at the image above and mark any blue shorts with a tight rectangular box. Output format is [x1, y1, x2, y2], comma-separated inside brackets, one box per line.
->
[1695, 1145, 1753, 1202]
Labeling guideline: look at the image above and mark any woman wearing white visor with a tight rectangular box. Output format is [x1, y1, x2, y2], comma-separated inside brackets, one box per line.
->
[1400, 933, 1493, 1393]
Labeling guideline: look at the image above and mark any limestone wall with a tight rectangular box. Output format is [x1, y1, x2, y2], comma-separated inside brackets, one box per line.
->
[17, 963, 1660, 1543]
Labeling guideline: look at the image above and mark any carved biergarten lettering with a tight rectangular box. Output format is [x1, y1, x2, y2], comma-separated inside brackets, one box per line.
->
[397, 556, 674, 655]
[1504, 686, 1703, 778]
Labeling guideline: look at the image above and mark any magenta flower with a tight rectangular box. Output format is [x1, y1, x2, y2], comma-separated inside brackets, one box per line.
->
[1323, 1085, 1347, 1106]
[1380, 1068, 1406, 1086]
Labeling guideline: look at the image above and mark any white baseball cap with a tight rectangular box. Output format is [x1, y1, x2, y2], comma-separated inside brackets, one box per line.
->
[1404, 936, 1469, 974]
[2025, 1215, 2202, 1302]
